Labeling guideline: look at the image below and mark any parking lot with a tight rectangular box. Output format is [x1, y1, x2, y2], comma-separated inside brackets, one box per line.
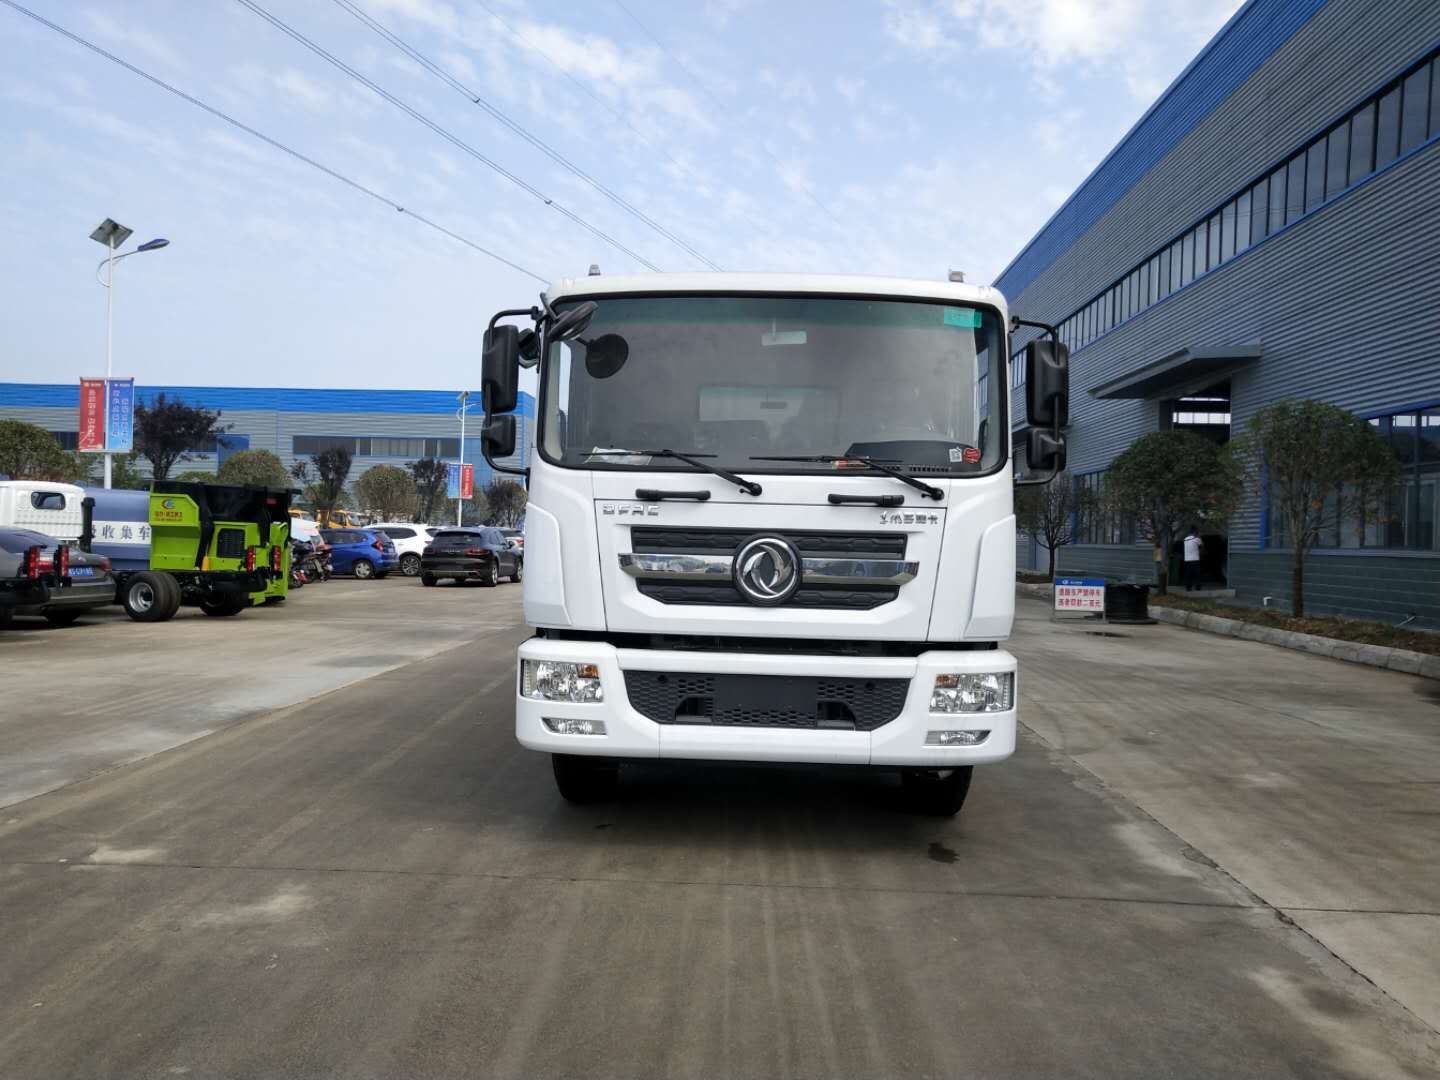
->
[2, 584, 1437, 1077]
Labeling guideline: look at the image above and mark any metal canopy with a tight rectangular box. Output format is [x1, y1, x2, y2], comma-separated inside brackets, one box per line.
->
[89, 218, 133, 248]
[1089, 343, 1262, 400]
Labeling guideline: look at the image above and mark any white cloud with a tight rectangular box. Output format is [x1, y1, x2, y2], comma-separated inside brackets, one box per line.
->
[83, 10, 187, 70]
[357, 0, 459, 36]
[834, 76, 865, 103]
[273, 69, 333, 112]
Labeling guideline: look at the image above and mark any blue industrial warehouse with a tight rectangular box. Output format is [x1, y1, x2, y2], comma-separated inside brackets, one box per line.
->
[0, 383, 535, 496]
[1002, 0, 1439, 628]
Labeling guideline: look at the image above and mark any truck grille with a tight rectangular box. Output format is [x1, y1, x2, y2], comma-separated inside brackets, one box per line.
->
[623, 671, 909, 731]
[630, 527, 905, 558]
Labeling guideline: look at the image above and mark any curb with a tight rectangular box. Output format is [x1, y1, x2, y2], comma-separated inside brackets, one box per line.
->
[1015, 582, 1440, 681]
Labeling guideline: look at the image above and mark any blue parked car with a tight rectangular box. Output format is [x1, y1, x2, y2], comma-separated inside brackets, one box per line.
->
[320, 528, 399, 579]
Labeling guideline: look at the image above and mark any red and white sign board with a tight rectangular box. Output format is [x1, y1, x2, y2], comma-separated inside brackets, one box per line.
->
[79, 378, 106, 452]
[1054, 577, 1105, 613]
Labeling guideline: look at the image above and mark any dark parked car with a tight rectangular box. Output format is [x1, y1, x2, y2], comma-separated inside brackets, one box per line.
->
[420, 527, 521, 587]
[0, 528, 116, 628]
[319, 528, 399, 579]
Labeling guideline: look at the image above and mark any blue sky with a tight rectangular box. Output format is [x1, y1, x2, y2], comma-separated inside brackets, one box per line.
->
[0, 0, 1241, 390]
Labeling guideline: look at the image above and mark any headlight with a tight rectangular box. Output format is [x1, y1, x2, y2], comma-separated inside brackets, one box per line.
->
[522, 660, 604, 703]
[930, 672, 1012, 713]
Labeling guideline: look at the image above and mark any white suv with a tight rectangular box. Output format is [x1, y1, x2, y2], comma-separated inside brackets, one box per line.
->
[368, 523, 440, 577]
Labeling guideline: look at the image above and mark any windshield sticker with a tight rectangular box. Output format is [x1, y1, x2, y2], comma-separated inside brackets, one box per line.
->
[949, 445, 981, 464]
[943, 307, 982, 328]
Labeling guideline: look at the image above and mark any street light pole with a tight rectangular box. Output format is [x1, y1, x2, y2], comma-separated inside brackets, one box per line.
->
[89, 219, 168, 489]
[457, 390, 470, 526]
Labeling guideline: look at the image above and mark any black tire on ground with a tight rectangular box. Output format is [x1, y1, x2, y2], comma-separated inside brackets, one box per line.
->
[123, 572, 177, 622]
[552, 754, 620, 804]
[43, 608, 84, 627]
[352, 559, 375, 580]
[901, 766, 974, 817]
[199, 593, 248, 617]
[482, 561, 499, 588]
[421, 573, 438, 587]
[154, 572, 183, 619]
[510, 559, 523, 584]
[400, 553, 422, 577]
[264, 596, 285, 604]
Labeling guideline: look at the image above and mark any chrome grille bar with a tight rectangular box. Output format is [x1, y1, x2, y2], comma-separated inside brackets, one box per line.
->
[618, 552, 918, 585]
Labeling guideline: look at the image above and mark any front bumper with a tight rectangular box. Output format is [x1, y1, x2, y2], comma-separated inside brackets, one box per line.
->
[514, 637, 1017, 767]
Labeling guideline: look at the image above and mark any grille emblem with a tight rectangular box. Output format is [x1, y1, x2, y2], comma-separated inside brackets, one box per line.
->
[732, 535, 802, 605]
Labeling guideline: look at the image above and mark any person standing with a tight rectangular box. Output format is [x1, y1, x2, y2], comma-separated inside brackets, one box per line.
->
[1183, 526, 1204, 591]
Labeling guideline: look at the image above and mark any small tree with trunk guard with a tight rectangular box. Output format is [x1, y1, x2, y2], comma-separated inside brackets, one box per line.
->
[1229, 399, 1400, 617]
[354, 464, 417, 521]
[1015, 470, 1076, 581]
[409, 457, 448, 524]
[1105, 430, 1244, 595]
[305, 447, 353, 526]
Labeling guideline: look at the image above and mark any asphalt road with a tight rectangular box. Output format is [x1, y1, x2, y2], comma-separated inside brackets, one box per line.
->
[1, 583, 1437, 1078]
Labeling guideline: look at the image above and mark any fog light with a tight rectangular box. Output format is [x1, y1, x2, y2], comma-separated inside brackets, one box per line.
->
[925, 729, 991, 746]
[522, 660, 604, 702]
[931, 672, 1012, 713]
[543, 717, 608, 735]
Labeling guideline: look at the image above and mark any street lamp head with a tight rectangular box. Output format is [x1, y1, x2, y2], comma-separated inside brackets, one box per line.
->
[136, 238, 169, 252]
[89, 218, 133, 249]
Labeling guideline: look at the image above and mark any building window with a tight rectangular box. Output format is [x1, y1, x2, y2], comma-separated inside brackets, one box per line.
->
[1267, 406, 1440, 552]
[1400, 63, 1431, 154]
[1349, 101, 1375, 183]
[1325, 120, 1349, 200]
[1375, 85, 1401, 168]
[293, 435, 358, 456]
[49, 430, 79, 451]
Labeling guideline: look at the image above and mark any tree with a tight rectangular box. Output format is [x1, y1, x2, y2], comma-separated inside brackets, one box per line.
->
[308, 447, 353, 526]
[0, 421, 74, 480]
[1015, 470, 1077, 581]
[483, 479, 528, 528]
[1229, 400, 1401, 617]
[134, 393, 227, 480]
[216, 449, 289, 488]
[409, 457, 448, 523]
[459, 490, 491, 527]
[103, 453, 150, 490]
[1106, 430, 1244, 595]
[354, 465, 417, 521]
[172, 470, 215, 484]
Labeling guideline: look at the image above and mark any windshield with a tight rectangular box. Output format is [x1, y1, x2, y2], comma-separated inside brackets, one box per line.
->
[540, 295, 1005, 475]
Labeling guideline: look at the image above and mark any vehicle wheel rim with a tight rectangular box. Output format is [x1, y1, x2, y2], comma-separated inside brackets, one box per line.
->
[356, 561, 372, 579]
[403, 555, 420, 576]
[132, 583, 154, 612]
[490, 566, 497, 585]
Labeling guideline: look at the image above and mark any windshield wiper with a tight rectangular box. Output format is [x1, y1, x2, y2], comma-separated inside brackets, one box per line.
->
[590, 448, 762, 496]
[750, 455, 944, 500]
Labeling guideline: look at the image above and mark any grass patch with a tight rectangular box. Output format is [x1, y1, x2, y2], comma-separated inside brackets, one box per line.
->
[1149, 594, 1440, 656]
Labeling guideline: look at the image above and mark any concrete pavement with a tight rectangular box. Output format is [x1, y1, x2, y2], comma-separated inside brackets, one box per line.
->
[0, 585, 1436, 1077]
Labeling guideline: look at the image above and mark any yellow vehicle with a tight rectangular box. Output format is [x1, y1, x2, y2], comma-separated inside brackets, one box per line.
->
[289, 507, 367, 529]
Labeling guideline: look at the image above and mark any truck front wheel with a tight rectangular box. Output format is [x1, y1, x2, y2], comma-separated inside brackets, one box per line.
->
[123, 572, 179, 622]
[901, 766, 973, 817]
[552, 754, 620, 804]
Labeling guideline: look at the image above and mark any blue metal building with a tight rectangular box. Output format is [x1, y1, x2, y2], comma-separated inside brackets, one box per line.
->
[0, 382, 536, 496]
[1000, 0, 1439, 627]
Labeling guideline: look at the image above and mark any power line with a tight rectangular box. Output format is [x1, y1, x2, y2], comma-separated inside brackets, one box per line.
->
[235, 0, 664, 272]
[608, 0, 842, 228]
[330, 0, 723, 271]
[0, 0, 548, 283]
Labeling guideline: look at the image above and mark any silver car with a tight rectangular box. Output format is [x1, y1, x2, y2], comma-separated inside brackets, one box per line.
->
[0, 528, 116, 628]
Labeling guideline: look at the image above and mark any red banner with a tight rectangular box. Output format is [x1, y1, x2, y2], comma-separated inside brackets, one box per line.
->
[459, 463, 474, 500]
[79, 378, 106, 452]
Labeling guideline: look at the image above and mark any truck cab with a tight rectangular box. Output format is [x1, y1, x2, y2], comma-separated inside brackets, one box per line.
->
[482, 273, 1067, 815]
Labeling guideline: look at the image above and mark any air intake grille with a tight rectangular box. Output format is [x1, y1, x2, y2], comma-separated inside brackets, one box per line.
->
[631, 527, 905, 558]
[624, 671, 909, 731]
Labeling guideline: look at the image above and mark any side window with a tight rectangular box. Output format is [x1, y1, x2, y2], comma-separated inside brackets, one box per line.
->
[488, 530, 504, 547]
[30, 491, 67, 510]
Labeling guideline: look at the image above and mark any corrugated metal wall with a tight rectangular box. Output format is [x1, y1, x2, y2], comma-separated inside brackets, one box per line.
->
[1002, 0, 1440, 621]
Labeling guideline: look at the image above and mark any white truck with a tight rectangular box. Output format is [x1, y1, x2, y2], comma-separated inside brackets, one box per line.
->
[480, 273, 1069, 815]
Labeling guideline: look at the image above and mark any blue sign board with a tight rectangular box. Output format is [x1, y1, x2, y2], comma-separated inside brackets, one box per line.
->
[446, 462, 461, 499]
[105, 378, 134, 452]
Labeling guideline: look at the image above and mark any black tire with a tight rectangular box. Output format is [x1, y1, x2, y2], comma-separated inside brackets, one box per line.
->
[552, 754, 620, 804]
[510, 559, 523, 584]
[901, 766, 974, 817]
[352, 559, 375, 580]
[264, 596, 285, 605]
[400, 553, 422, 577]
[481, 561, 499, 588]
[154, 572, 183, 619]
[44, 608, 84, 627]
[421, 573, 438, 587]
[200, 593, 248, 617]
[123, 572, 176, 622]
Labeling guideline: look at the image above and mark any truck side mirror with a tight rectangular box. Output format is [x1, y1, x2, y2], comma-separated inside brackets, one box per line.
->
[1025, 427, 1067, 473]
[483, 324, 520, 414]
[483, 414, 517, 459]
[1025, 339, 1069, 429]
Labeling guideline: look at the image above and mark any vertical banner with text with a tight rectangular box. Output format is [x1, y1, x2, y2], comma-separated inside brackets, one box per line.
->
[78, 378, 106, 452]
[446, 462, 475, 500]
[105, 378, 135, 453]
